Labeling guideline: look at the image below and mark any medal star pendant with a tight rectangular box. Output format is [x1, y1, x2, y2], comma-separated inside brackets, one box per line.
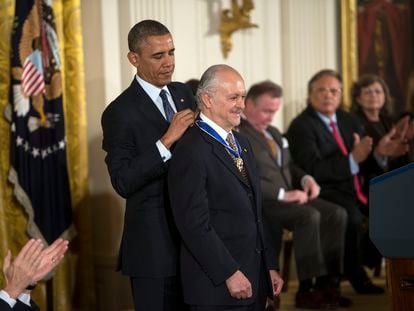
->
[235, 157, 244, 171]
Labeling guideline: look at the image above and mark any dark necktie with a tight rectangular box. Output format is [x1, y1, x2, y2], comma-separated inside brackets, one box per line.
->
[160, 89, 174, 122]
[329, 120, 368, 205]
[226, 133, 250, 186]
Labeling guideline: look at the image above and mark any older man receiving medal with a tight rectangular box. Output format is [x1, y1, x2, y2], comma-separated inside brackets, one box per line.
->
[168, 64, 283, 311]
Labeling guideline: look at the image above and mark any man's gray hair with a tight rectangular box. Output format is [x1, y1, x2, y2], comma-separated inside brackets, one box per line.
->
[196, 64, 239, 109]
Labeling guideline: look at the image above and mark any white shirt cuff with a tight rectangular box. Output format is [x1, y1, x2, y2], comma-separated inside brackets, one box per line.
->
[373, 152, 388, 169]
[277, 188, 285, 200]
[0, 290, 17, 308]
[17, 292, 31, 306]
[349, 153, 360, 175]
[301, 175, 314, 189]
[156, 140, 172, 162]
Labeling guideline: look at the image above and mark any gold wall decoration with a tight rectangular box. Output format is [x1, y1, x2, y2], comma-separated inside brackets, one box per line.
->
[340, 0, 358, 110]
[219, 0, 258, 58]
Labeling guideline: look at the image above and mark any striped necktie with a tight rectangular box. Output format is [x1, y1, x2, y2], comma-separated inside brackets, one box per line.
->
[160, 89, 174, 122]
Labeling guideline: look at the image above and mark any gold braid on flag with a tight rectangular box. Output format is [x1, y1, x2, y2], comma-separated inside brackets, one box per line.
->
[54, 0, 95, 309]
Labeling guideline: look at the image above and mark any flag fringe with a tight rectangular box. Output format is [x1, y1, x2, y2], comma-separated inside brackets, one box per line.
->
[8, 166, 77, 247]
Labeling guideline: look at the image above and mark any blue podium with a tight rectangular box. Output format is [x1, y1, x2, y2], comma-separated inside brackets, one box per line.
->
[370, 162, 414, 310]
[370, 162, 414, 258]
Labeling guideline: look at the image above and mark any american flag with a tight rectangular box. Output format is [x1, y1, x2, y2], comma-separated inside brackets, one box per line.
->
[21, 50, 46, 97]
[9, 0, 75, 245]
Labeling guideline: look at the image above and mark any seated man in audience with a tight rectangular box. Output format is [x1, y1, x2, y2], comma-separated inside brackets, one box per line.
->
[239, 80, 349, 309]
[286, 69, 385, 295]
[0, 238, 69, 310]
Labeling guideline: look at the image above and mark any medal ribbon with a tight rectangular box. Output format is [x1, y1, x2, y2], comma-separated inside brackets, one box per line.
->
[195, 120, 242, 158]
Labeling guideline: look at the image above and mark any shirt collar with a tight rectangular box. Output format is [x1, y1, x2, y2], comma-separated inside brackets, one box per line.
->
[135, 74, 170, 102]
[316, 111, 337, 127]
[200, 112, 231, 141]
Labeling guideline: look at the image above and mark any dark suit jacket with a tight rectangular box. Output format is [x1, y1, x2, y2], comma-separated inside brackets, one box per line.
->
[238, 119, 306, 201]
[355, 111, 390, 196]
[101, 78, 196, 277]
[286, 106, 364, 201]
[0, 298, 38, 311]
[168, 125, 277, 306]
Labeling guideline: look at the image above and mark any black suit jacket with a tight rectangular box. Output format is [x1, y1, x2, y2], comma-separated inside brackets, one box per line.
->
[286, 106, 363, 201]
[168, 125, 277, 306]
[355, 111, 391, 196]
[101, 78, 196, 277]
[238, 119, 306, 201]
[0, 298, 38, 311]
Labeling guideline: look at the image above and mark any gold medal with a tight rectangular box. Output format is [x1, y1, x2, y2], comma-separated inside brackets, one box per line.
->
[235, 157, 244, 171]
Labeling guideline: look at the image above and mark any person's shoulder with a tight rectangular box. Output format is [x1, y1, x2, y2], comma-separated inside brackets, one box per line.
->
[175, 126, 202, 148]
[169, 81, 186, 88]
[0, 297, 12, 309]
[172, 126, 206, 160]
[237, 119, 253, 134]
[234, 130, 251, 148]
[102, 81, 137, 116]
[267, 124, 282, 136]
[337, 108, 361, 125]
[168, 81, 192, 94]
[288, 106, 312, 128]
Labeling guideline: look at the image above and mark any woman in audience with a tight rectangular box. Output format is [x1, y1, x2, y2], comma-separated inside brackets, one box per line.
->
[351, 74, 411, 193]
[351, 74, 410, 269]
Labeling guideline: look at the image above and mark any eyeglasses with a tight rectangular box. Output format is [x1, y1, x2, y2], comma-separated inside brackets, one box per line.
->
[361, 89, 384, 96]
[314, 87, 342, 96]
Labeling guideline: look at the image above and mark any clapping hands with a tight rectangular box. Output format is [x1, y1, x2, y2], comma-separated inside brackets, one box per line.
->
[2, 238, 69, 298]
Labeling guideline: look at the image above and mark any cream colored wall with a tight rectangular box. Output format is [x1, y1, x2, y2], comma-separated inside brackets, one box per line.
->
[81, 0, 132, 310]
[81, 1, 339, 310]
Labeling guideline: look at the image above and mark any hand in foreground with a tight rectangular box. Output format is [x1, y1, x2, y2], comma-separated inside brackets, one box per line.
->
[405, 119, 414, 141]
[269, 270, 284, 296]
[375, 128, 408, 158]
[351, 133, 373, 163]
[283, 190, 308, 204]
[33, 238, 69, 283]
[3, 239, 43, 298]
[160, 109, 196, 149]
[225, 270, 252, 299]
[302, 177, 320, 200]
[394, 115, 410, 140]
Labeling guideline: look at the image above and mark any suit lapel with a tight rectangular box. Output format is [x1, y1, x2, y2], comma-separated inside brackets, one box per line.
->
[336, 112, 353, 152]
[239, 140, 258, 193]
[241, 120, 277, 162]
[131, 79, 169, 128]
[237, 135, 261, 211]
[307, 107, 340, 149]
[213, 143, 250, 187]
[200, 129, 249, 187]
[168, 85, 187, 112]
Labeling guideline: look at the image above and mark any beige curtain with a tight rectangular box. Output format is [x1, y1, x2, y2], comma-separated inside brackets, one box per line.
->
[0, 0, 94, 309]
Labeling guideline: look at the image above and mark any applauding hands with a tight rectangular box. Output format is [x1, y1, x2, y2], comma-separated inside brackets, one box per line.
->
[2, 238, 69, 298]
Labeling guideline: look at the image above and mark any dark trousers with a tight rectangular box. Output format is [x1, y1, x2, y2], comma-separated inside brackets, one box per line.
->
[189, 262, 267, 311]
[130, 275, 186, 311]
[320, 191, 368, 282]
[263, 198, 347, 281]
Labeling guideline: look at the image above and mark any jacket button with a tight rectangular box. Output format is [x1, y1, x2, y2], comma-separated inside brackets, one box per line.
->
[255, 248, 261, 253]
